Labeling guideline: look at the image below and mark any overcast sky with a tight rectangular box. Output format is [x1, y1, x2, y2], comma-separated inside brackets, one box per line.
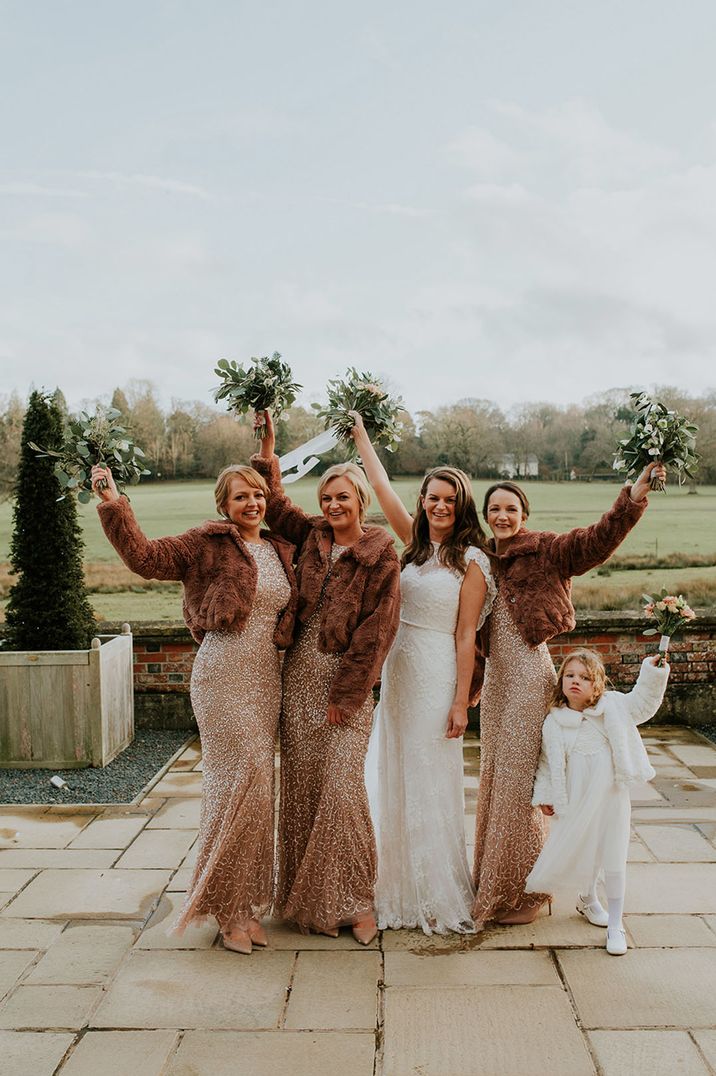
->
[1, 0, 715, 417]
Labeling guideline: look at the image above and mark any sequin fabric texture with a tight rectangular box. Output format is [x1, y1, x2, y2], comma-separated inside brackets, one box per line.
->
[175, 540, 291, 934]
[276, 544, 376, 932]
[471, 586, 556, 928]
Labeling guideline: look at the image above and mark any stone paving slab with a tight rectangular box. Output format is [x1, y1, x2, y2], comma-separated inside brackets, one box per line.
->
[557, 948, 716, 1028]
[135, 891, 218, 950]
[145, 799, 202, 830]
[167, 1030, 376, 1076]
[624, 863, 716, 913]
[382, 985, 594, 1076]
[0, 814, 91, 849]
[0, 950, 37, 999]
[284, 951, 380, 1030]
[58, 1030, 179, 1075]
[624, 914, 716, 947]
[68, 816, 149, 849]
[0, 918, 65, 949]
[693, 1031, 716, 1069]
[149, 773, 203, 798]
[5, 869, 171, 920]
[0, 984, 103, 1030]
[0, 849, 119, 870]
[91, 950, 294, 1029]
[25, 923, 136, 984]
[587, 1030, 711, 1075]
[635, 823, 716, 862]
[114, 828, 196, 869]
[0, 1030, 74, 1076]
[384, 949, 559, 987]
[0, 869, 37, 893]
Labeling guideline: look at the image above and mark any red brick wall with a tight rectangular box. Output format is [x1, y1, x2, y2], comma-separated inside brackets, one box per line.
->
[113, 612, 716, 729]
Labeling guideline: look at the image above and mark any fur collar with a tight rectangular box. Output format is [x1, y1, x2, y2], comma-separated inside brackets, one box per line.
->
[550, 706, 584, 730]
[485, 528, 543, 559]
[311, 519, 396, 566]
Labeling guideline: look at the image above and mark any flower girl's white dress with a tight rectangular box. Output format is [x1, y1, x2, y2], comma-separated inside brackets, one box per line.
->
[365, 544, 494, 934]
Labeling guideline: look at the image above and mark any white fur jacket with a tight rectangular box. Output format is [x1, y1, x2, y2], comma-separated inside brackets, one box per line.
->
[532, 658, 670, 814]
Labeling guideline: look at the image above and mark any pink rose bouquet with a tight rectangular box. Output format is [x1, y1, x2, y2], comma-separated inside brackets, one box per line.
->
[642, 589, 697, 666]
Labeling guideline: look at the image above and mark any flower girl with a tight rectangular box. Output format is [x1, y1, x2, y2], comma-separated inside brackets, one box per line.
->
[524, 649, 669, 955]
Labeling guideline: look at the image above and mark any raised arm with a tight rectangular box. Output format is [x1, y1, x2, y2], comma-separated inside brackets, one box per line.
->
[250, 410, 314, 549]
[91, 465, 191, 581]
[446, 561, 488, 738]
[623, 655, 670, 725]
[548, 462, 664, 578]
[350, 412, 413, 544]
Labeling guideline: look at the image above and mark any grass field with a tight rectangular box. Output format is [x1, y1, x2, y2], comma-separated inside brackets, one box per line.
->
[2, 478, 715, 621]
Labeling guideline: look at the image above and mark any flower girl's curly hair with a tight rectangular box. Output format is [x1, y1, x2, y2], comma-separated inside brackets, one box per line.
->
[402, 466, 486, 575]
[551, 648, 609, 709]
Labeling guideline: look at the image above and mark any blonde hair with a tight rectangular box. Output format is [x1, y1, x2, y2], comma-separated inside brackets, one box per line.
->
[551, 648, 608, 709]
[316, 463, 371, 523]
[214, 465, 269, 518]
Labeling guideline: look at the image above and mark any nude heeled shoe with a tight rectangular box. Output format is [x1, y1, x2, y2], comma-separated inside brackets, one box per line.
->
[247, 919, 269, 947]
[352, 915, 378, 946]
[222, 927, 252, 955]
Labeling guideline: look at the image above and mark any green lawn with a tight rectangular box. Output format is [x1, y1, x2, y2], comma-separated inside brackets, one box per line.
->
[1, 478, 714, 622]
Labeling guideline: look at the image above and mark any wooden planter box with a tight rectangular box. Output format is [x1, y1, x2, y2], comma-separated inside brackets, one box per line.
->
[0, 624, 134, 768]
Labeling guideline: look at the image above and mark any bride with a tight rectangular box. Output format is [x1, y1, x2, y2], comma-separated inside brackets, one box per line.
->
[351, 415, 495, 934]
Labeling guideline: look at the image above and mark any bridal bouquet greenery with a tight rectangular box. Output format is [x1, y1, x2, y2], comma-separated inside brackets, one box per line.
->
[29, 406, 150, 503]
[613, 391, 699, 491]
[214, 352, 302, 439]
[313, 368, 405, 457]
[642, 588, 697, 666]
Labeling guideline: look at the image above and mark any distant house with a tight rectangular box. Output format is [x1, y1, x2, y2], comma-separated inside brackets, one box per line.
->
[495, 453, 539, 479]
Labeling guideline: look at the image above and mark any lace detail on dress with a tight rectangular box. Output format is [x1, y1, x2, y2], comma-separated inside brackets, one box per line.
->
[367, 542, 489, 936]
[464, 546, 496, 630]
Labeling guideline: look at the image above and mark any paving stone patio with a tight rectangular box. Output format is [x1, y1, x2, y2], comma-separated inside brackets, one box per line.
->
[1, 725, 715, 1075]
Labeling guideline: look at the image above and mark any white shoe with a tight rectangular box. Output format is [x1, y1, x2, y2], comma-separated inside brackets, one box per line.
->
[606, 927, 627, 956]
[576, 895, 609, 927]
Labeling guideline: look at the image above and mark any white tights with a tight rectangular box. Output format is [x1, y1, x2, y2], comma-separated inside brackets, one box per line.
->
[604, 870, 626, 932]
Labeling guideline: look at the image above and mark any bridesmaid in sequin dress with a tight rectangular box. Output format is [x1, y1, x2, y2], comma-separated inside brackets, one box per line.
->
[472, 463, 666, 929]
[91, 462, 297, 955]
[252, 412, 401, 945]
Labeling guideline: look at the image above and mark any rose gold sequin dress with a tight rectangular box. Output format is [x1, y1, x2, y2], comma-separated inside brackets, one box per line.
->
[471, 587, 556, 928]
[175, 540, 291, 934]
[276, 545, 376, 932]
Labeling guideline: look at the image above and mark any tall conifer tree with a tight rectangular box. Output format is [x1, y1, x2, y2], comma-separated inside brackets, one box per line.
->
[4, 391, 96, 650]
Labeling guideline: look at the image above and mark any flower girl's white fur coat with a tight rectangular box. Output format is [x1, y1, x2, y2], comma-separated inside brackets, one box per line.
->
[532, 658, 669, 814]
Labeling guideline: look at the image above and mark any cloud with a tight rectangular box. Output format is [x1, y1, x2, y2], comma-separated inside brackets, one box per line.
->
[77, 170, 211, 199]
[0, 182, 86, 198]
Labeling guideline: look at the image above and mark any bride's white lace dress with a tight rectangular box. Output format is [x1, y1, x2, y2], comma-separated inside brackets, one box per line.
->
[366, 544, 495, 935]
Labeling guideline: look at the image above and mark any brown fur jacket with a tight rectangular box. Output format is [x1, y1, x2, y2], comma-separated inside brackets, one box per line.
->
[97, 496, 299, 647]
[472, 486, 647, 694]
[250, 453, 401, 715]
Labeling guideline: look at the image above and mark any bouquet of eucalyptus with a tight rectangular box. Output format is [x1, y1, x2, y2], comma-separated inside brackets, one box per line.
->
[613, 391, 699, 491]
[642, 589, 697, 666]
[29, 406, 150, 503]
[313, 368, 404, 458]
[214, 351, 302, 439]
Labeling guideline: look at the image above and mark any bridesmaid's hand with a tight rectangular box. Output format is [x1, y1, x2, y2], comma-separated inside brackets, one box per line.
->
[254, 410, 275, 458]
[445, 703, 468, 739]
[327, 703, 347, 726]
[90, 464, 120, 502]
[629, 460, 666, 501]
[539, 804, 555, 816]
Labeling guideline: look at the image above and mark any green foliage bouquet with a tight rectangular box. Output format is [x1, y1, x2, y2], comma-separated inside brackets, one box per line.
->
[642, 588, 697, 666]
[29, 405, 150, 503]
[613, 391, 699, 491]
[313, 368, 405, 458]
[214, 352, 302, 439]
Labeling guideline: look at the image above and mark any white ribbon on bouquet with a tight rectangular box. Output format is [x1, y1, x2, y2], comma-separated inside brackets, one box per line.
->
[278, 428, 341, 483]
[659, 634, 671, 652]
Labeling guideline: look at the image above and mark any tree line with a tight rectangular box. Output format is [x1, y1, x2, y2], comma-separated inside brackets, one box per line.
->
[1, 380, 715, 493]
